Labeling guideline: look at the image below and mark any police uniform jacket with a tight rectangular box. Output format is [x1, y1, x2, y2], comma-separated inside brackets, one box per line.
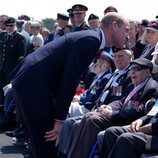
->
[11, 29, 103, 120]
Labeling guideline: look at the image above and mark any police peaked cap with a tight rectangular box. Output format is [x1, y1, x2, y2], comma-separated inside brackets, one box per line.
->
[57, 13, 69, 21]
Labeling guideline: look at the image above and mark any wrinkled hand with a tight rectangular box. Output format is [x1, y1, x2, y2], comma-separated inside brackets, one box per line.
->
[98, 105, 112, 118]
[138, 124, 152, 135]
[44, 120, 64, 146]
[130, 119, 143, 133]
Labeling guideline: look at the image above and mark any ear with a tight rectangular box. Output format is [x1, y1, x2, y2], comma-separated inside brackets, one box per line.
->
[112, 21, 118, 31]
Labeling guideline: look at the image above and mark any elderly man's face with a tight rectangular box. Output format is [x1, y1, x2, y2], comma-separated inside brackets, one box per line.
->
[113, 50, 132, 70]
[129, 64, 150, 86]
[88, 19, 100, 29]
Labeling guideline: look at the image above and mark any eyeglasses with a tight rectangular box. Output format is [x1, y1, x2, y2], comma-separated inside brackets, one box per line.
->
[129, 66, 147, 72]
[5, 24, 14, 27]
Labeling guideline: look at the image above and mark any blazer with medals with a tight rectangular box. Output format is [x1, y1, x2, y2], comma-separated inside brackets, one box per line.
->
[109, 77, 158, 125]
[98, 68, 131, 105]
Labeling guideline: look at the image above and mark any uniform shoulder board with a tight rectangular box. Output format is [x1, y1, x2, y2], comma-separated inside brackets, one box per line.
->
[82, 22, 89, 30]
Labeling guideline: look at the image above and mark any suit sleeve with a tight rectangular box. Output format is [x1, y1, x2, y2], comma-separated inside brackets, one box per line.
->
[54, 36, 100, 120]
[17, 35, 27, 58]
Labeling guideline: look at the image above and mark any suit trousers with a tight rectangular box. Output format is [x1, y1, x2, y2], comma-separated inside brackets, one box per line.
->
[101, 126, 148, 158]
[58, 116, 82, 155]
[68, 112, 112, 158]
[12, 74, 58, 158]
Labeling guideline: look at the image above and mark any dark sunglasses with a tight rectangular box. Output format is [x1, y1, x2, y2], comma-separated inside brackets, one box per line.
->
[5, 24, 14, 27]
[129, 66, 147, 72]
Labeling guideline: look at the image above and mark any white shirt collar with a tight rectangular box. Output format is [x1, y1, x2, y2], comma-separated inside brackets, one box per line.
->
[99, 28, 106, 49]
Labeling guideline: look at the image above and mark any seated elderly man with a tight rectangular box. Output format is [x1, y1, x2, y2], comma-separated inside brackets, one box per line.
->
[98, 99, 158, 158]
[67, 58, 158, 158]
[58, 47, 133, 157]
[68, 52, 114, 117]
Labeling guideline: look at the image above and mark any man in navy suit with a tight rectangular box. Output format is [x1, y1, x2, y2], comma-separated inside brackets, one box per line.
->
[11, 12, 130, 158]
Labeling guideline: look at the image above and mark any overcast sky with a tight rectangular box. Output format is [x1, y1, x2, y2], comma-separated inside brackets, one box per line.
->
[0, 0, 157, 21]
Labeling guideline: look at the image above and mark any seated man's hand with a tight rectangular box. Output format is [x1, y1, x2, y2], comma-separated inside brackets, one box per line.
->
[130, 119, 143, 133]
[44, 119, 64, 146]
[138, 124, 152, 135]
[98, 105, 112, 118]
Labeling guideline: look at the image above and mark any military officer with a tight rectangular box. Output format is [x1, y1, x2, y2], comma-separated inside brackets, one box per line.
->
[0, 17, 26, 105]
[72, 4, 89, 31]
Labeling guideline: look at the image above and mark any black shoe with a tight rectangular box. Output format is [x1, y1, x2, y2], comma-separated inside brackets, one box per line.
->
[5, 126, 24, 137]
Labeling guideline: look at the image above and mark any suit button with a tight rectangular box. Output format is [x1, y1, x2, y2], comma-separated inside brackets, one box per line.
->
[3, 49, 5, 51]
[3, 54, 5, 56]
[4, 45, 6, 47]
[2, 58, 4, 61]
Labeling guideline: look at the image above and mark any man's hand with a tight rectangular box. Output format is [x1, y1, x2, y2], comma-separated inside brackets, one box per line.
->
[44, 119, 64, 146]
[130, 119, 143, 133]
[98, 105, 112, 118]
[138, 124, 152, 135]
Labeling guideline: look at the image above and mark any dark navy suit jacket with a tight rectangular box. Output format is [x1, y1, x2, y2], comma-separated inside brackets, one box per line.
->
[11, 29, 102, 120]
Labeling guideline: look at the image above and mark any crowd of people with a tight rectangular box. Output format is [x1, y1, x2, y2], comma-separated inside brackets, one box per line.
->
[0, 3, 158, 158]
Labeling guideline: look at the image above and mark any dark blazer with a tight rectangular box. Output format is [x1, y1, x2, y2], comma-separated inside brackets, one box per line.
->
[0, 31, 26, 81]
[110, 77, 158, 125]
[11, 29, 102, 120]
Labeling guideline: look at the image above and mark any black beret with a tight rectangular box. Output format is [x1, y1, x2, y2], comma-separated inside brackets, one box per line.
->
[130, 58, 153, 72]
[72, 4, 88, 13]
[57, 13, 69, 21]
[4, 17, 15, 25]
[88, 14, 99, 21]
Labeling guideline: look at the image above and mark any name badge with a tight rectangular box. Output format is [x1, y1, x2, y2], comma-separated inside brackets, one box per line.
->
[147, 101, 158, 116]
